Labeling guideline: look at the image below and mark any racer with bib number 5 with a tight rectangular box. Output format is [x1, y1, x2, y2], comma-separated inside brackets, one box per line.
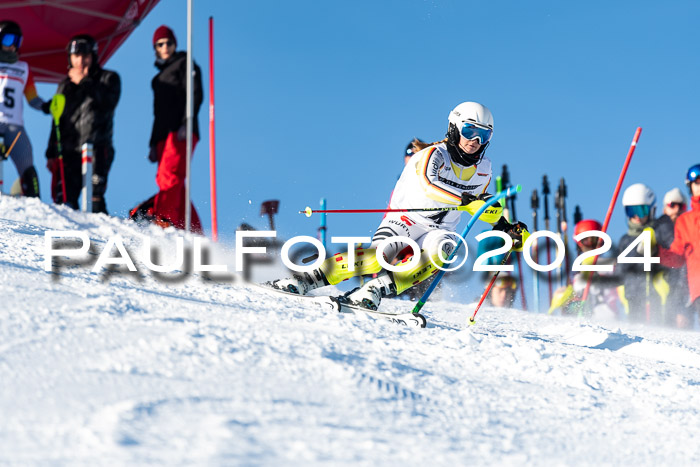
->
[0, 20, 50, 197]
[269, 102, 530, 310]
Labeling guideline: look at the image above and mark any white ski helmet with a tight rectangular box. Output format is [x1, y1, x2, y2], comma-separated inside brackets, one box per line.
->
[448, 102, 494, 134]
[446, 101, 494, 166]
[663, 187, 686, 207]
[622, 183, 656, 207]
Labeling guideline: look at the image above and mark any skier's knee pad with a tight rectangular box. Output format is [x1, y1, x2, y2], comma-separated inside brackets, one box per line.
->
[319, 248, 383, 285]
[20, 166, 40, 197]
[392, 249, 445, 295]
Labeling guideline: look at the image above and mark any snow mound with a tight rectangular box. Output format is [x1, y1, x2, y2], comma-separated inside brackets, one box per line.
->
[2, 195, 700, 465]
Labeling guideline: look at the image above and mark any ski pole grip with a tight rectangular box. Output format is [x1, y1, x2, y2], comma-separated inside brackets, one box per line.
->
[503, 184, 522, 198]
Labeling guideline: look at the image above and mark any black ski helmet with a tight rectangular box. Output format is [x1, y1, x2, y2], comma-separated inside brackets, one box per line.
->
[66, 34, 98, 66]
[0, 20, 23, 49]
[405, 138, 424, 159]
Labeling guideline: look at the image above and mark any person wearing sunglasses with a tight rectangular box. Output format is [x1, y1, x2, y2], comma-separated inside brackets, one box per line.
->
[45, 34, 121, 213]
[660, 164, 700, 328]
[488, 275, 518, 308]
[649, 187, 690, 327]
[0, 20, 50, 198]
[616, 183, 669, 324]
[140, 25, 203, 234]
[269, 102, 529, 311]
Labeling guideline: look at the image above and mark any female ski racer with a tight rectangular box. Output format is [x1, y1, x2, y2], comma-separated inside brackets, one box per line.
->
[270, 101, 529, 310]
[0, 20, 48, 197]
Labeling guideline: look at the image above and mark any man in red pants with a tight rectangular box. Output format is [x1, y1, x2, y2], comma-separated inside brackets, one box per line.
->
[148, 25, 203, 234]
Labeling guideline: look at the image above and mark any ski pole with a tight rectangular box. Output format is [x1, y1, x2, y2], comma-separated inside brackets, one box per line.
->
[411, 185, 522, 315]
[501, 164, 527, 311]
[5, 130, 21, 158]
[582, 127, 642, 303]
[573, 205, 583, 225]
[531, 189, 540, 312]
[646, 270, 651, 323]
[469, 251, 512, 324]
[0, 131, 22, 193]
[542, 175, 553, 305]
[558, 178, 571, 286]
[318, 197, 327, 248]
[554, 189, 564, 288]
[301, 205, 478, 217]
[49, 94, 67, 204]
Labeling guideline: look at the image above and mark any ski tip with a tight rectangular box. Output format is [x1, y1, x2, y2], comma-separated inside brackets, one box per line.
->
[303, 207, 313, 217]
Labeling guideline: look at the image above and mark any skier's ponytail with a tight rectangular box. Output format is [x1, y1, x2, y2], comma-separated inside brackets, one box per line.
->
[413, 137, 448, 152]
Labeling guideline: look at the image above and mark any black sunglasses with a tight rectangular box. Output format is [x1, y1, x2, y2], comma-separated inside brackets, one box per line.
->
[667, 202, 686, 209]
[155, 40, 174, 49]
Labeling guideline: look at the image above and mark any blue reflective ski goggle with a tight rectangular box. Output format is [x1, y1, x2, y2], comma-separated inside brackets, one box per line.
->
[1, 33, 22, 49]
[625, 205, 651, 218]
[460, 122, 492, 144]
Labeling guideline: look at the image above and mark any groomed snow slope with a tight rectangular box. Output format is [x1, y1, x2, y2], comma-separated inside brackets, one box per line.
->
[1, 195, 700, 465]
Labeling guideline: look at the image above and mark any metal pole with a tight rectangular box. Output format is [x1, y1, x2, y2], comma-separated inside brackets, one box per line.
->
[542, 175, 553, 305]
[208, 16, 218, 241]
[185, 0, 193, 233]
[501, 165, 527, 311]
[531, 189, 540, 312]
[558, 178, 571, 286]
[80, 143, 93, 212]
[554, 189, 562, 287]
[319, 198, 327, 248]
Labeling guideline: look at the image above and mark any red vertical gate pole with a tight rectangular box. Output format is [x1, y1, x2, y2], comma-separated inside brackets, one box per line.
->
[581, 127, 642, 302]
[209, 16, 219, 241]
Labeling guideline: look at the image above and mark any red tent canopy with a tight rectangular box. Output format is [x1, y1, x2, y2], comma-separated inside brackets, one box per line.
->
[0, 0, 160, 83]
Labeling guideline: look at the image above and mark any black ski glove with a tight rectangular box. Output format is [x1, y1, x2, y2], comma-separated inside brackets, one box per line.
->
[41, 100, 52, 115]
[461, 192, 477, 206]
[461, 192, 501, 208]
[493, 217, 529, 250]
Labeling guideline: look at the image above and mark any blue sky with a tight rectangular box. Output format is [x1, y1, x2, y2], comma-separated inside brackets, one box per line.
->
[17, 0, 700, 303]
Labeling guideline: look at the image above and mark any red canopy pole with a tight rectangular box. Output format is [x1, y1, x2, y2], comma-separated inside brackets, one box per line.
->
[581, 127, 642, 302]
[208, 16, 219, 241]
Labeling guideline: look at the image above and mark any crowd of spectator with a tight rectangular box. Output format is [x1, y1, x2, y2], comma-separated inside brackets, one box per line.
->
[0, 20, 201, 233]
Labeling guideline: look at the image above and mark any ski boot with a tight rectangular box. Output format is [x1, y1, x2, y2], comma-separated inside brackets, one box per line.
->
[268, 248, 383, 295]
[268, 271, 328, 295]
[343, 273, 397, 310]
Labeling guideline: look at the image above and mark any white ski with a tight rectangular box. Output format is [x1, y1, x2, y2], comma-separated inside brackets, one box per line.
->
[255, 285, 427, 328]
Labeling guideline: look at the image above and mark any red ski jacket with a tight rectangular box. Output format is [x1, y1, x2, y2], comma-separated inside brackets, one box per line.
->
[660, 195, 700, 304]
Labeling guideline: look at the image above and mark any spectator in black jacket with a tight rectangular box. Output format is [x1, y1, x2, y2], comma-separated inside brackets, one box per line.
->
[146, 25, 203, 234]
[45, 34, 120, 213]
[616, 183, 668, 324]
